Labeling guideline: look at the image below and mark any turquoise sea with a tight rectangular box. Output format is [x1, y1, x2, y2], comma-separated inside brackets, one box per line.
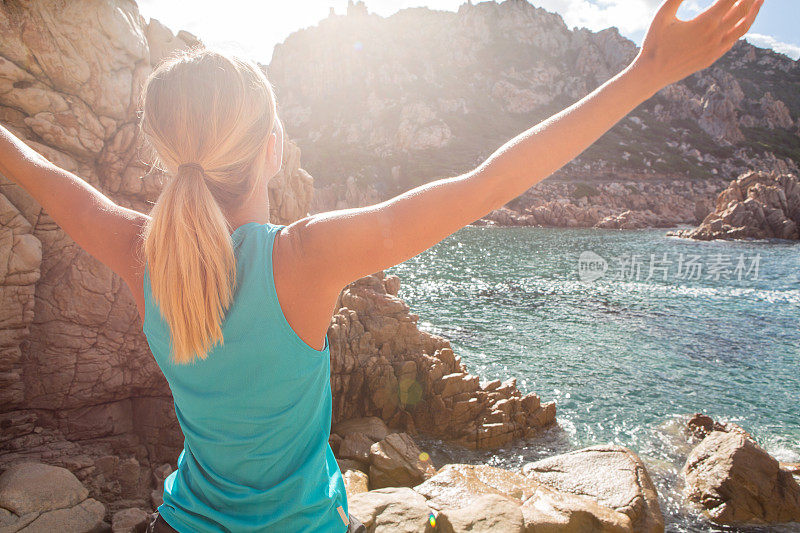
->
[387, 226, 800, 533]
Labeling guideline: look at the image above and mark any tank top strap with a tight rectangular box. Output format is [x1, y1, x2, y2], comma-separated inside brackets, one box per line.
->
[258, 222, 330, 354]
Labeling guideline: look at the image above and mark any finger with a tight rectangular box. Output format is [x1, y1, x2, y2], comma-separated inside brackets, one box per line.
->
[657, 0, 685, 21]
[704, 0, 737, 18]
[723, 0, 764, 42]
[691, 0, 735, 27]
[720, 0, 753, 28]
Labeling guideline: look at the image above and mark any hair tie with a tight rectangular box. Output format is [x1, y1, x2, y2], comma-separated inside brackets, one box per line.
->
[178, 162, 205, 174]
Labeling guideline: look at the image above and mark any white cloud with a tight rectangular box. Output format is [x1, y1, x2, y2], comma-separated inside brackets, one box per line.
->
[137, 1, 800, 63]
[528, 0, 663, 35]
[745, 33, 800, 60]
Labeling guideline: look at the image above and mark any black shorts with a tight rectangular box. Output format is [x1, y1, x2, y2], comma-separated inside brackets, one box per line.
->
[146, 511, 366, 532]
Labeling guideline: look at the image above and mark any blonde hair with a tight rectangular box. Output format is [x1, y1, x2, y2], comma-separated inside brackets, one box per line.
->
[138, 47, 278, 364]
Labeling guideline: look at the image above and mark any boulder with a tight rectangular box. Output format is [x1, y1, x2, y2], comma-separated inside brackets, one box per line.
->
[414, 463, 632, 532]
[683, 430, 800, 525]
[339, 432, 376, 463]
[337, 458, 369, 474]
[343, 468, 370, 497]
[369, 433, 436, 489]
[674, 171, 800, 240]
[519, 483, 633, 532]
[347, 487, 436, 532]
[14, 497, 106, 532]
[0, 462, 105, 533]
[685, 413, 752, 441]
[522, 446, 664, 533]
[414, 464, 538, 511]
[437, 493, 524, 533]
[333, 417, 390, 442]
[0, 462, 88, 516]
[112, 507, 149, 533]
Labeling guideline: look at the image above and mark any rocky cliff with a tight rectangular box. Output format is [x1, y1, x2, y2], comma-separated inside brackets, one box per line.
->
[0, 0, 554, 520]
[269, 0, 799, 222]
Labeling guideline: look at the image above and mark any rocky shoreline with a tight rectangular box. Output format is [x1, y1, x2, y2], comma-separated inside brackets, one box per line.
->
[473, 178, 725, 230]
[670, 170, 800, 240]
[2, 413, 797, 532]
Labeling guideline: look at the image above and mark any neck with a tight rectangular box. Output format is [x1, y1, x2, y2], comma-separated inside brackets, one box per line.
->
[226, 177, 271, 232]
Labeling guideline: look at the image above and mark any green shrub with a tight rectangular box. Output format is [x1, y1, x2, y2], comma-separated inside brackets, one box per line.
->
[571, 182, 601, 198]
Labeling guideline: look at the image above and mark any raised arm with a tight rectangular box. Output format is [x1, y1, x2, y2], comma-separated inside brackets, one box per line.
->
[285, 0, 763, 290]
[0, 124, 147, 284]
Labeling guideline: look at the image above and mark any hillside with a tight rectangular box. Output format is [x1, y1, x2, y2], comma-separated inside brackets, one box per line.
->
[267, 0, 800, 208]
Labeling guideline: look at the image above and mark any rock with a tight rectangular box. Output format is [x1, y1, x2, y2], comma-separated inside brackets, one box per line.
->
[343, 469, 370, 497]
[333, 417, 390, 442]
[0, 462, 105, 533]
[782, 463, 800, 476]
[594, 210, 667, 230]
[15, 497, 106, 533]
[0, 462, 88, 516]
[674, 171, 800, 240]
[328, 273, 556, 450]
[413, 463, 632, 532]
[148, 463, 173, 510]
[337, 458, 369, 474]
[683, 430, 800, 525]
[685, 413, 752, 441]
[347, 487, 435, 532]
[369, 432, 436, 489]
[112, 507, 149, 533]
[329, 433, 343, 455]
[339, 432, 376, 463]
[522, 446, 664, 533]
[437, 493, 524, 533]
[476, 179, 727, 230]
[414, 464, 537, 511]
[519, 483, 633, 532]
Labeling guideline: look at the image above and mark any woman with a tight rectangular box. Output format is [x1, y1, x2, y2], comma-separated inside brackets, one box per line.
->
[0, 0, 762, 531]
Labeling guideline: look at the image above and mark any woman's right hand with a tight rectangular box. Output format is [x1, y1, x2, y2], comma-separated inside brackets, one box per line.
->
[633, 0, 764, 89]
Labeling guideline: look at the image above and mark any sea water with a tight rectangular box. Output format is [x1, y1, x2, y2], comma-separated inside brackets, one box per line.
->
[387, 226, 800, 533]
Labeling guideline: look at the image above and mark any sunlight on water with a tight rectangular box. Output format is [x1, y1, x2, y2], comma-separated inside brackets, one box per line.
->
[388, 227, 800, 533]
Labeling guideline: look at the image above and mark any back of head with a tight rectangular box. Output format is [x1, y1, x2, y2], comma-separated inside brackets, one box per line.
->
[138, 47, 278, 365]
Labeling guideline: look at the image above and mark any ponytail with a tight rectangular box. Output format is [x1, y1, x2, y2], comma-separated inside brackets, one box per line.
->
[143, 163, 236, 364]
[137, 47, 278, 365]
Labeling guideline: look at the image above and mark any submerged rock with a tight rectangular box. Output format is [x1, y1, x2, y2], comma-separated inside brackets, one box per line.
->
[683, 430, 800, 526]
[685, 412, 752, 440]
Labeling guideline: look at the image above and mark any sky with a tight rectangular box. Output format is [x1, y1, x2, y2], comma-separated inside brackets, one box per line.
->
[137, 0, 800, 63]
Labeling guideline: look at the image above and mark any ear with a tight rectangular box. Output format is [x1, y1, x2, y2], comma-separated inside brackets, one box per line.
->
[274, 117, 284, 169]
[266, 117, 284, 176]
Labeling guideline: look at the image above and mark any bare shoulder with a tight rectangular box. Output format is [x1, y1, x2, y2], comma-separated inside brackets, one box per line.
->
[272, 223, 341, 351]
[121, 210, 149, 324]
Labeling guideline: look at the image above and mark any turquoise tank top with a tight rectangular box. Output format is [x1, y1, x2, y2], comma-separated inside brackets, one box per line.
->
[142, 222, 349, 532]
